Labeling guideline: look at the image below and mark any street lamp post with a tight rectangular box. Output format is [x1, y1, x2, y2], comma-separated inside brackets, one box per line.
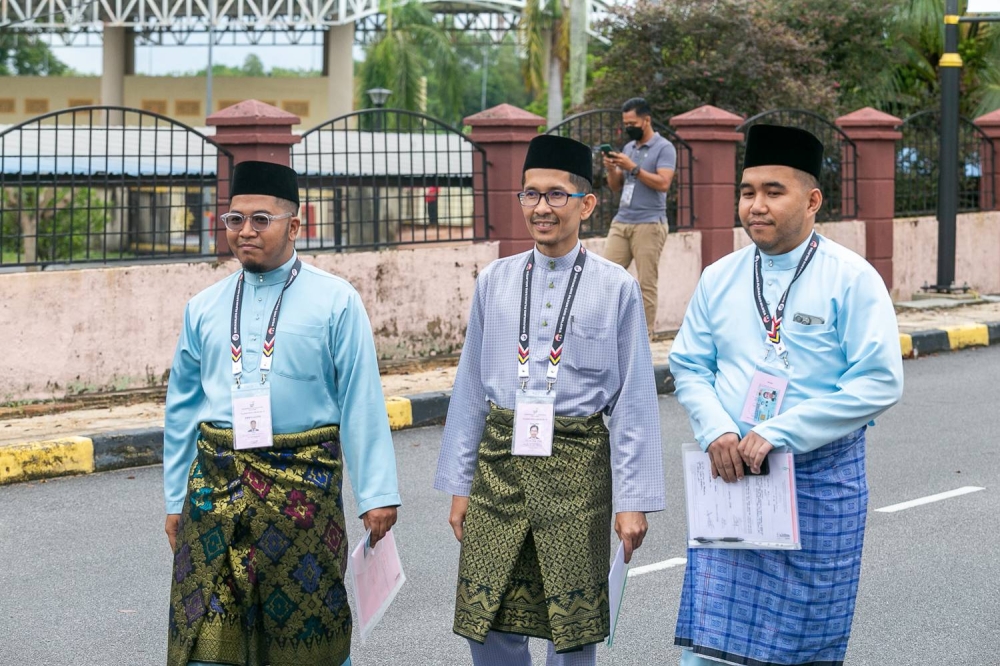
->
[365, 88, 392, 246]
[935, 0, 962, 292]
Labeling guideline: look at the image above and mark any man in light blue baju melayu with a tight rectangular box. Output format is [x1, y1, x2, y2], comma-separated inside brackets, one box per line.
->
[162, 161, 401, 666]
[670, 125, 904, 666]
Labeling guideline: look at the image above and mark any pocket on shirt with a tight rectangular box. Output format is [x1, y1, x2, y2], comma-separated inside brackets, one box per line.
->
[271, 322, 326, 381]
[567, 318, 614, 372]
[783, 321, 839, 353]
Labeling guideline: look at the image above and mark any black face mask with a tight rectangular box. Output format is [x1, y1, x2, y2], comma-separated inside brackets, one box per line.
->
[625, 125, 644, 141]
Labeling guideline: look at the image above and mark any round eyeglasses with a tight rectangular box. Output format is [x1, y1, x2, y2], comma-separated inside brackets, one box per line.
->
[220, 211, 293, 232]
[517, 190, 587, 208]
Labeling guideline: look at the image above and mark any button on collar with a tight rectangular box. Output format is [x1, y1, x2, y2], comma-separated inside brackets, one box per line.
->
[768, 259, 774, 268]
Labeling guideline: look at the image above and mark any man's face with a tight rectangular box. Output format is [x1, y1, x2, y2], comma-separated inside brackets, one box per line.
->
[738, 165, 822, 255]
[521, 169, 596, 257]
[622, 110, 648, 136]
[226, 194, 300, 273]
[530, 426, 539, 437]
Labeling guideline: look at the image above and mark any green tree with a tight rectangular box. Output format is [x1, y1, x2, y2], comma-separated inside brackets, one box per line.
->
[520, 0, 570, 126]
[359, 0, 460, 118]
[0, 34, 68, 75]
[1, 187, 108, 264]
[586, 0, 838, 119]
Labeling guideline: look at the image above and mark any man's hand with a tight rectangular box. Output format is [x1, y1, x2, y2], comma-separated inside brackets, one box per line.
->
[448, 495, 470, 542]
[738, 431, 774, 474]
[165, 514, 181, 552]
[707, 432, 744, 483]
[603, 152, 636, 172]
[614, 511, 648, 564]
[362, 506, 398, 548]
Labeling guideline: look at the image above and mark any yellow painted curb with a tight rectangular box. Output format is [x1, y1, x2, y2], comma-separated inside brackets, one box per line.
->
[899, 333, 913, 358]
[385, 397, 413, 431]
[943, 324, 989, 350]
[0, 436, 95, 485]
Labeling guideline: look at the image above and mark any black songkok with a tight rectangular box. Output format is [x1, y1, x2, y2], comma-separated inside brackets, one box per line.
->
[743, 125, 824, 181]
[522, 135, 594, 184]
[230, 160, 300, 206]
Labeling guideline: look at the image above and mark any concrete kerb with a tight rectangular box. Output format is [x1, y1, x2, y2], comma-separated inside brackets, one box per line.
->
[3, 325, 999, 486]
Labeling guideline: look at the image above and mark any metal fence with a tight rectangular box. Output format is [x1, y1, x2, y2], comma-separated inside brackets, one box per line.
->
[895, 110, 995, 217]
[735, 109, 858, 224]
[291, 109, 489, 251]
[0, 106, 232, 268]
[545, 109, 694, 236]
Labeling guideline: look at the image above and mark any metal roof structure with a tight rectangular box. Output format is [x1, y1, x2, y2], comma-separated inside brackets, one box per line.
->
[0, 0, 613, 42]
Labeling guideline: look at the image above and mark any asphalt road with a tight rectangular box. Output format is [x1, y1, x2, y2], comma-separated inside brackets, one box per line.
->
[1, 346, 998, 665]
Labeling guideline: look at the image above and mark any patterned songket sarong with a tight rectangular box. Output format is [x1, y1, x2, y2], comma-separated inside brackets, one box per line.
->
[168, 424, 351, 666]
[675, 428, 869, 666]
[454, 405, 613, 653]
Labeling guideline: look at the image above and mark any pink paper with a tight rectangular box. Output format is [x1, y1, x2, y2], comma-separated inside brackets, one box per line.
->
[349, 529, 406, 642]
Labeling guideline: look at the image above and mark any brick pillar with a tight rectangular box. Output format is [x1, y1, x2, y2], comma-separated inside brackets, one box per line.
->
[836, 107, 903, 288]
[974, 109, 1000, 211]
[206, 100, 302, 257]
[670, 105, 744, 269]
[464, 103, 544, 257]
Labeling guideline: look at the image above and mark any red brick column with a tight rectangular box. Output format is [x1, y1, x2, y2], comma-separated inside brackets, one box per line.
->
[836, 108, 903, 288]
[464, 104, 544, 257]
[206, 100, 302, 257]
[670, 105, 744, 269]
[974, 109, 1000, 211]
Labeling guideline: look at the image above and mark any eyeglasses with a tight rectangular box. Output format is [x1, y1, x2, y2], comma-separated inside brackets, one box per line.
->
[220, 211, 293, 232]
[517, 190, 587, 208]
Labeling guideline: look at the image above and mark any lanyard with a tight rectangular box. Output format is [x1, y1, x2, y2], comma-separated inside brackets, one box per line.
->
[230, 258, 303, 385]
[753, 232, 819, 361]
[517, 247, 587, 391]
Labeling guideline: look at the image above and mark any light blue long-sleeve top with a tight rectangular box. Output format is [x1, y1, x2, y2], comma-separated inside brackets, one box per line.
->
[670, 234, 904, 453]
[433, 242, 666, 514]
[163, 252, 401, 516]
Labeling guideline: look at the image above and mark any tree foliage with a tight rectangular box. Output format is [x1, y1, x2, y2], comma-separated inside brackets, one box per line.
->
[0, 34, 68, 76]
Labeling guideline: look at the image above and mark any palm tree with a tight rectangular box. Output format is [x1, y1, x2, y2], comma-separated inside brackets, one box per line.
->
[359, 0, 461, 119]
[520, 0, 571, 126]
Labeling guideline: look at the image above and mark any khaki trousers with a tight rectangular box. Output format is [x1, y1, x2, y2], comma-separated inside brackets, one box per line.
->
[603, 221, 668, 334]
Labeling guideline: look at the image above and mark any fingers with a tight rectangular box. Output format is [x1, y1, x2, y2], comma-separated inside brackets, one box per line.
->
[710, 456, 720, 480]
[728, 445, 745, 481]
[622, 538, 634, 564]
[369, 520, 387, 548]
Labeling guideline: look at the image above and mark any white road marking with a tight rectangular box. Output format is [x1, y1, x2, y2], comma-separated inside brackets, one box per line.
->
[876, 486, 986, 513]
[627, 557, 687, 577]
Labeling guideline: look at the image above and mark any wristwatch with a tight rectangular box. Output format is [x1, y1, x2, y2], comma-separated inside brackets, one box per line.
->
[629, 165, 641, 177]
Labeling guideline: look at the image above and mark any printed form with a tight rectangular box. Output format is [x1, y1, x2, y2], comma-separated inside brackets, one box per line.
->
[682, 443, 801, 550]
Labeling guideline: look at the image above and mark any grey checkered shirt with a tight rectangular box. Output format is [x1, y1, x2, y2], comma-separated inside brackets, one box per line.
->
[433, 242, 666, 514]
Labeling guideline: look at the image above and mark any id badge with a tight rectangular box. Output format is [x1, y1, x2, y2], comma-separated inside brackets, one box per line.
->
[513, 390, 555, 457]
[740, 349, 790, 426]
[620, 182, 635, 208]
[231, 383, 274, 450]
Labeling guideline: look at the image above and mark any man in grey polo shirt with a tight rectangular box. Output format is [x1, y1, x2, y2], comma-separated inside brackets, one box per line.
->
[603, 97, 677, 336]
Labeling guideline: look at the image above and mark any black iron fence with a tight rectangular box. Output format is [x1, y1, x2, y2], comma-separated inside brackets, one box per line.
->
[291, 109, 489, 251]
[735, 109, 858, 225]
[0, 106, 232, 268]
[895, 110, 995, 217]
[545, 109, 694, 236]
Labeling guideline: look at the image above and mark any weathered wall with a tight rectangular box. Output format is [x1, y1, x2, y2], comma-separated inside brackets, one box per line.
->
[892, 211, 1000, 300]
[3, 242, 498, 402]
[2, 230, 709, 403]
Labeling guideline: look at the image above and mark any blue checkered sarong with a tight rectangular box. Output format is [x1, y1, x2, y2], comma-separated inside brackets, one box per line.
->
[675, 428, 868, 666]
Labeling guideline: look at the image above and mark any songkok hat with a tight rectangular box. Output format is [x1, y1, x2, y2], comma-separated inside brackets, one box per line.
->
[743, 125, 824, 181]
[230, 160, 300, 206]
[523, 135, 594, 185]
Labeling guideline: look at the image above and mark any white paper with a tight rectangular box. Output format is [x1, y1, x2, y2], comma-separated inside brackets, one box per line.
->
[682, 443, 800, 550]
[231, 384, 273, 450]
[606, 541, 628, 648]
[348, 529, 406, 642]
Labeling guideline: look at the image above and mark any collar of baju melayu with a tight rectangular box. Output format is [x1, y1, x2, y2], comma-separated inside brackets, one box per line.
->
[533, 241, 582, 272]
[242, 251, 299, 286]
[758, 232, 817, 271]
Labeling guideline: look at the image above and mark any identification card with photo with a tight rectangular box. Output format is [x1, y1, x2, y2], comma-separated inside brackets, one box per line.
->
[620, 182, 635, 208]
[231, 384, 274, 450]
[513, 391, 555, 457]
[740, 370, 789, 425]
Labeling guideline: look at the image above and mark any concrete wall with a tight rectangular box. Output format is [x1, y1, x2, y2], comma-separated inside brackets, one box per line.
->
[2, 230, 707, 403]
[892, 211, 1000, 300]
[0, 76, 333, 127]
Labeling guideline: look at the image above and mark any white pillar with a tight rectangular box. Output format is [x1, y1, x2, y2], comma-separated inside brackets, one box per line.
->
[325, 23, 355, 120]
[101, 25, 127, 124]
